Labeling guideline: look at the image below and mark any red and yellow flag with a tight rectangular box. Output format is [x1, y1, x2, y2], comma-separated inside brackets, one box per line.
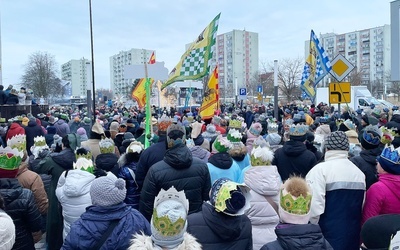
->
[199, 66, 219, 119]
[148, 52, 156, 64]
[131, 78, 153, 108]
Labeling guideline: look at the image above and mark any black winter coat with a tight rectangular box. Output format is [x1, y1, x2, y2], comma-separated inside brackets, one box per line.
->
[350, 147, 382, 190]
[135, 136, 167, 191]
[386, 114, 400, 132]
[0, 178, 42, 250]
[272, 140, 317, 181]
[139, 143, 211, 221]
[0, 89, 7, 104]
[187, 202, 253, 250]
[25, 120, 45, 156]
[5, 94, 18, 104]
[261, 223, 333, 250]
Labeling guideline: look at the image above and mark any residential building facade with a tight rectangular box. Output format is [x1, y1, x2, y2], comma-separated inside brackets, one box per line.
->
[61, 58, 92, 97]
[110, 49, 154, 97]
[215, 29, 259, 101]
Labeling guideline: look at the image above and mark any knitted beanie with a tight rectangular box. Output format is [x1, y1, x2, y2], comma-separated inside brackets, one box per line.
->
[151, 187, 189, 249]
[361, 125, 382, 150]
[279, 176, 312, 224]
[266, 133, 281, 146]
[325, 131, 349, 151]
[247, 123, 262, 139]
[361, 214, 400, 249]
[109, 122, 119, 132]
[90, 173, 126, 206]
[166, 124, 186, 148]
[0, 210, 15, 250]
[77, 127, 86, 136]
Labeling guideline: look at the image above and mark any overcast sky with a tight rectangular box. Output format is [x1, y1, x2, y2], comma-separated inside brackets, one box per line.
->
[0, 0, 392, 89]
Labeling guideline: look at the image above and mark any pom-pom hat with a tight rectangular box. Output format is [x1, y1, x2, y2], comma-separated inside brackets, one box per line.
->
[247, 123, 262, 139]
[90, 172, 126, 206]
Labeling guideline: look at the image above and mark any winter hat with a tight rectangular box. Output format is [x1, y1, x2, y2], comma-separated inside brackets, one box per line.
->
[266, 133, 281, 146]
[247, 122, 262, 139]
[250, 146, 274, 166]
[90, 172, 126, 206]
[166, 124, 186, 148]
[47, 126, 56, 135]
[0, 147, 24, 178]
[52, 134, 62, 148]
[0, 210, 15, 250]
[361, 125, 382, 150]
[325, 131, 349, 151]
[126, 141, 144, 154]
[77, 127, 86, 136]
[123, 132, 134, 140]
[211, 115, 222, 126]
[95, 153, 119, 172]
[99, 138, 115, 154]
[21, 117, 29, 126]
[83, 117, 91, 125]
[361, 214, 400, 249]
[73, 158, 94, 174]
[190, 121, 203, 139]
[209, 178, 251, 216]
[109, 122, 119, 133]
[212, 135, 232, 153]
[151, 187, 189, 249]
[279, 176, 312, 224]
[91, 122, 105, 135]
[48, 116, 58, 125]
[378, 144, 400, 175]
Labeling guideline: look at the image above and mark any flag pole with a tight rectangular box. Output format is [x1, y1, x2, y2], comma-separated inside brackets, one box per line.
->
[144, 50, 152, 149]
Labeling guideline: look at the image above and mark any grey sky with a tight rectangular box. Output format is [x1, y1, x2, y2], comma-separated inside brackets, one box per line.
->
[1, 0, 391, 89]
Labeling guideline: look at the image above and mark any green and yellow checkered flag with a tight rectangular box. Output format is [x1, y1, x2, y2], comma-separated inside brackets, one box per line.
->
[161, 13, 220, 90]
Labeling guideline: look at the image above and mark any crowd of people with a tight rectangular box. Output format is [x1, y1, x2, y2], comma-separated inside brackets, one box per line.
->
[0, 101, 399, 250]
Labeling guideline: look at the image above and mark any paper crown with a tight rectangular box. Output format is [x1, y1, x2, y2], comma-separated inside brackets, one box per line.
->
[250, 146, 274, 166]
[288, 124, 309, 136]
[33, 136, 47, 147]
[213, 135, 232, 153]
[0, 147, 24, 171]
[229, 119, 243, 129]
[99, 138, 115, 154]
[152, 186, 189, 237]
[227, 129, 242, 143]
[285, 119, 294, 126]
[381, 127, 396, 145]
[268, 122, 279, 133]
[363, 125, 383, 145]
[73, 158, 94, 174]
[7, 134, 26, 153]
[280, 187, 312, 215]
[158, 115, 173, 132]
[380, 144, 400, 164]
[343, 119, 356, 131]
[126, 141, 144, 154]
[75, 147, 93, 160]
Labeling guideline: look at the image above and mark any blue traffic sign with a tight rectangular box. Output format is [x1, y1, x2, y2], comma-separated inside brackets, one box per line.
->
[257, 85, 263, 93]
[239, 88, 247, 95]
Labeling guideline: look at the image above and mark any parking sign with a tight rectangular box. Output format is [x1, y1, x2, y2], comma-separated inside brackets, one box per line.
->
[239, 88, 247, 95]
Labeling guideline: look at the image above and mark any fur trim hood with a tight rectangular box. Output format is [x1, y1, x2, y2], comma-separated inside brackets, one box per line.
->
[129, 232, 202, 250]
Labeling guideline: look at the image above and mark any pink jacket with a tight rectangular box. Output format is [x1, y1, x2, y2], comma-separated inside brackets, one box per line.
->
[362, 173, 400, 225]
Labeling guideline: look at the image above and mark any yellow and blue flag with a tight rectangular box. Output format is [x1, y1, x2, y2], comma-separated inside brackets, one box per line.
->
[161, 13, 220, 90]
[300, 30, 332, 101]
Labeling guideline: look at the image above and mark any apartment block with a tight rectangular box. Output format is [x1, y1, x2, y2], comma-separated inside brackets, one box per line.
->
[61, 58, 92, 97]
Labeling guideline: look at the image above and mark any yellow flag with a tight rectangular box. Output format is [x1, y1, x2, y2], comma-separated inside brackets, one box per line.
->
[131, 78, 153, 108]
[199, 66, 219, 119]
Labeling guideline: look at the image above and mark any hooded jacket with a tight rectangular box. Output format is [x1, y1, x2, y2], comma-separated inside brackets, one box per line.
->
[62, 203, 151, 250]
[189, 145, 211, 163]
[118, 153, 140, 209]
[243, 165, 280, 249]
[261, 224, 333, 250]
[386, 114, 400, 132]
[129, 232, 202, 250]
[350, 147, 382, 190]
[55, 119, 70, 137]
[315, 124, 331, 138]
[207, 152, 242, 184]
[0, 178, 42, 250]
[25, 120, 45, 155]
[272, 140, 317, 181]
[187, 202, 253, 250]
[139, 144, 211, 221]
[6, 122, 25, 141]
[362, 173, 400, 225]
[56, 169, 95, 240]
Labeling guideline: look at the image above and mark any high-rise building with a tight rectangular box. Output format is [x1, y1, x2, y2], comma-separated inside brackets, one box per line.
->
[391, 1, 400, 81]
[110, 49, 154, 97]
[215, 29, 259, 101]
[61, 58, 92, 97]
[315, 25, 390, 88]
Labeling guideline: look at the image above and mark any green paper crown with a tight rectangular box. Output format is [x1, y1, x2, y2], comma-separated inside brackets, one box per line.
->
[227, 129, 242, 143]
[280, 189, 312, 215]
[7, 134, 26, 153]
[152, 209, 186, 237]
[75, 150, 93, 160]
[213, 136, 231, 153]
[33, 136, 47, 147]
[73, 158, 94, 174]
[99, 138, 115, 154]
[229, 119, 242, 129]
[0, 147, 24, 171]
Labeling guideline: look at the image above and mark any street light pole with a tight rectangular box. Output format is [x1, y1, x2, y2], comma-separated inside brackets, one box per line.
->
[235, 77, 238, 108]
[89, 0, 96, 123]
[274, 60, 279, 120]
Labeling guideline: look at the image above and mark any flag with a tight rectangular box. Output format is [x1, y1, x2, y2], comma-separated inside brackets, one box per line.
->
[161, 13, 220, 89]
[300, 30, 332, 101]
[131, 78, 153, 108]
[148, 51, 156, 64]
[199, 66, 219, 119]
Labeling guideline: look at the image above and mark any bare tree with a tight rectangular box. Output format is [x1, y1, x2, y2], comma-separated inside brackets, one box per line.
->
[21, 51, 62, 98]
[274, 57, 303, 102]
[370, 78, 384, 98]
[347, 67, 363, 86]
[386, 70, 400, 101]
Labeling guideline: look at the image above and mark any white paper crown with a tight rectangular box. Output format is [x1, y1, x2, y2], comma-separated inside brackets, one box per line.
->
[99, 138, 115, 154]
[227, 129, 242, 142]
[7, 134, 27, 152]
[33, 136, 47, 147]
[289, 124, 308, 136]
[73, 158, 94, 173]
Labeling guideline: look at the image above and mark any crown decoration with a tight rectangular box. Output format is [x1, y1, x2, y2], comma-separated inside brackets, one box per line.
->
[363, 125, 383, 145]
[99, 138, 115, 154]
[214, 181, 240, 213]
[229, 119, 242, 129]
[380, 127, 396, 145]
[268, 122, 279, 133]
[319, 117, 330, 124]
[213, 135, 232, 153]
[227, 129, 242, 143]
[75, 147, 93, 160]
[126, 141, 144, 154]
[343, 119, 356, 131]
[33, 136, 47, 147]
[7, 134, 26, 153]
[152, 187, 188, 237]
[280, 189, 312, 215]
[158, 115, 173, 132]
[288, 124, 309, 136]
[0, 147, 24, 171]
[250, 146, 274, 166]
[284, 119, 294, 126]
[73, 158, 94, 174]
[380, 144, 400, 164]
[335, 118, 345, 128]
